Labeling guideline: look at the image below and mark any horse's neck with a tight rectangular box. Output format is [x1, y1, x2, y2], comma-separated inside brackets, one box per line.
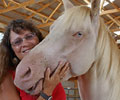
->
[77, 69, 111, 100]
[77, 35, 120, 100]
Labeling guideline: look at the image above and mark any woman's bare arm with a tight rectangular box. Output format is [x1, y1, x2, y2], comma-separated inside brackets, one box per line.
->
[0, 73, 20, 100]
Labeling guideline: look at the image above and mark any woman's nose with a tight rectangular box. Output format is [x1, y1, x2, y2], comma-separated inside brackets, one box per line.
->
[21, 38, 29, 47]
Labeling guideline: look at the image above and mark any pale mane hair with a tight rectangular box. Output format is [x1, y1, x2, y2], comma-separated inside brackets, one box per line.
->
[94, 18, 120, 99]
[59, 5, 120, 99]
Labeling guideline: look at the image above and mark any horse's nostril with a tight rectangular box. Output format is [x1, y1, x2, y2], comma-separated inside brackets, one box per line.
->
[23, 67, 31, 78]
[27, 86, 33, 92]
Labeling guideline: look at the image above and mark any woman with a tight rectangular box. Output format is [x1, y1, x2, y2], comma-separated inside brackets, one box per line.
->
[0, 19, 69, 100]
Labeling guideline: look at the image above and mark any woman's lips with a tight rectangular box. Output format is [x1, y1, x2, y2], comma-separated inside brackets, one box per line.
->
[22, 49, 30, 53]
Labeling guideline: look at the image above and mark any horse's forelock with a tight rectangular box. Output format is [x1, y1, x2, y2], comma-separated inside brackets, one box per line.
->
[58, 6, 92, 33]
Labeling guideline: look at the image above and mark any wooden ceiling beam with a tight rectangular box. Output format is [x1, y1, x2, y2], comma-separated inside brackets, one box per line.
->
[45, 2, 62, 23]
[72, 0, 84, 5]
[12, 10, 43, 23]
[39, 28, 49, 37]
[83, 0, 90, 5]
[105, 0, 120, 27]
[104, 1, 120, 28]
[39, 28, 48, 33]
[10, 0, 55, 21]
[0, 0, 43, 14]
[111, 28, 120, 32]
[106, 14, 120, 26]
[1, 0, 8, 8]
[26, 1, 55, 21]
[38, 2, 60, 15]
[0, 28, 5, 32]
[7, 1, 13, 7]
[0, 14, 13, 20]
[102, 1, 120, 27]
[0, 4, 43, 24]
[101, 8, 120, 15]
[0, 20, 7, 25]
[0, 20, 7, 30]
[106, 0, 119, 9]
[106, 16, 120, 25]
[24, 7, 55, 21]
[108, 22, 114, 29]
[0, 22, 6, 29]
[37, 22, 53, 28]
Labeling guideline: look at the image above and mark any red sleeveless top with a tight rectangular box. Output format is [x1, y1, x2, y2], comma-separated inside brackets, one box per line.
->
[10, 71, 66, 100]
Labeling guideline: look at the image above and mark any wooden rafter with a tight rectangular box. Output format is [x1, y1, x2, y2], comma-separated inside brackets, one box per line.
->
[106, 14, 120, 26]
[24, 7, 54, 21]
[111, 28, 120, 32]
[101, 8, 120, 15]
[25, 1, 56, 22]
[9, 0, 55, 21]
[0, 4, 43, 23]
[102, 9, 120, 27]
[38, 2, 61, 15]
[73, 0, 84, 5]
[1, 0, 8, 7]
[0, 20, 7, 26]
[106, 16, 120, 25]
[83, 0, 90, 5]
[37, 22, 53, 28]
[45, 2, 62, 23]
[106, 0, 119, 9]
[108, 22, 114, 29]
[0, 0, 43, 14]
[0, 28, 5, 32]
[0, 14, 13, 20]
[101, 0, 120, 28]
[39, 28, 49, 35]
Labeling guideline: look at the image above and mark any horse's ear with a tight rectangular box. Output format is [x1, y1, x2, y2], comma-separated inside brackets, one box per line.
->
[91, 0, 100, 33]
[62, 0, 74, 10]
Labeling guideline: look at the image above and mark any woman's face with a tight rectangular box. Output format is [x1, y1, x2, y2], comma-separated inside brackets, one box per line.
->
[10, 30, 39, 60]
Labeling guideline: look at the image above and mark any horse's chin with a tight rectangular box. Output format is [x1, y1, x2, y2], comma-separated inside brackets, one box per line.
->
[25, 79, 43, 95]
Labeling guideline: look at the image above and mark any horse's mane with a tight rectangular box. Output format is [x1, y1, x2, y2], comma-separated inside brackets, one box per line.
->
[60, 5, 120, 99]
[94, 18, 120, 99]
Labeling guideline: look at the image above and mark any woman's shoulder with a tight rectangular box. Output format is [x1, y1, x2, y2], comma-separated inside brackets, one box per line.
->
[0, 72, 14, 90]
[0, 72, 20, 100]
[0, 70, 15, 93]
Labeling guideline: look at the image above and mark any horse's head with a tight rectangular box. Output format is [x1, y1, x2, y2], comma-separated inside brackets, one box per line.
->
[14, 0, 101, 95]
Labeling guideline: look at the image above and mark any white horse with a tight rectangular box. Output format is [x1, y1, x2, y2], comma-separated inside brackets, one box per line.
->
[14, 0, 120, 100]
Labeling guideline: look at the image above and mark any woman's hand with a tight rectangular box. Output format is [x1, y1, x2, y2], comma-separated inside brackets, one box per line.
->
[42, 61, 70, 96]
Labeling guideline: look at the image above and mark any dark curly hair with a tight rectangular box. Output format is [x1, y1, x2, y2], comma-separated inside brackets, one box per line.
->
[0, 19, 44, 84]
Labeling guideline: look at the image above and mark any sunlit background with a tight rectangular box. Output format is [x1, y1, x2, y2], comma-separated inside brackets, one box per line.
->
[0, 32, 3, 43]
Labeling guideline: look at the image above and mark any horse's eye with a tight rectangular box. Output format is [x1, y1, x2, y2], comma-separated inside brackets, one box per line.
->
[72, 32, 82, 37]
[77, 32, 82, 36]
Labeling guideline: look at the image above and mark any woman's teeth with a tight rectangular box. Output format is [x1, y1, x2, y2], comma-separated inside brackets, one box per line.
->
[22, 50, 30, 53]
